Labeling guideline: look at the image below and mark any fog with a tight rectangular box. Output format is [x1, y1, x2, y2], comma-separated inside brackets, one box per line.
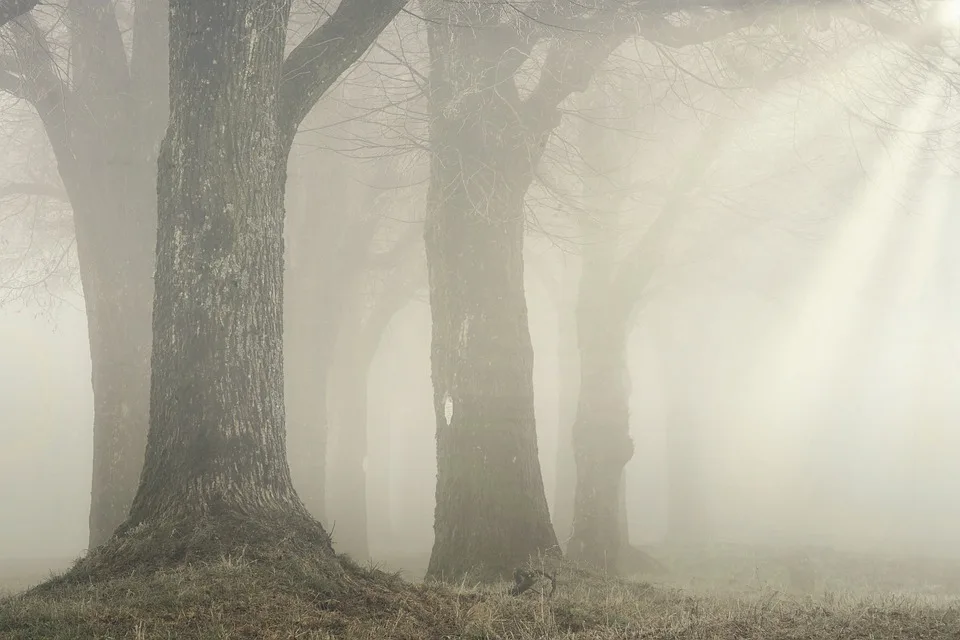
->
[3, 0, 960, 594]
[5, 166, 960, 563]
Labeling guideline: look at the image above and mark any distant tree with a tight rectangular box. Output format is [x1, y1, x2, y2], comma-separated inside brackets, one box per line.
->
[1, 0, 169, 548]
[563, 5, 951, 570]
[419, 0, 774, 581]
[416, 0, 949, 579]
[326, 233, 424, 560]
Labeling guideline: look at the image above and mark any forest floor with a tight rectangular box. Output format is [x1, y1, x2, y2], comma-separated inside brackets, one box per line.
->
[2, 544, 959, 639]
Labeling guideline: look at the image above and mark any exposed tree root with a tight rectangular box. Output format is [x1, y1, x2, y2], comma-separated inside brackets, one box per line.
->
[36, 507, 342, 592]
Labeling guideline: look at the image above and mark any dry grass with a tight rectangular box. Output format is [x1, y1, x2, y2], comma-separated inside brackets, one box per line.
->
[2, 546, 960, 639]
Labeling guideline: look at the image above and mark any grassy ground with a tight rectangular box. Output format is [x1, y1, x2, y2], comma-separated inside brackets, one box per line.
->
[2, 545, 959, 639]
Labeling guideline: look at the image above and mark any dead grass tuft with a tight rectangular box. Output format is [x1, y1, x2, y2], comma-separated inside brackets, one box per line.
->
[3, 548, 959, 639]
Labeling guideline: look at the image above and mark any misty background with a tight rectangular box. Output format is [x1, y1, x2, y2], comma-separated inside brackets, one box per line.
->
[4, 1, 960, 576]
[5, 160, 960, 563]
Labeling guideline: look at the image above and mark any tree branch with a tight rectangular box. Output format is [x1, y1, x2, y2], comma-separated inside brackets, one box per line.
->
[610, 59, 807, 314]
[0, 0, 37, 29]
[523, 23, 634, 135]
[639, 10, 760, 46]
[279, 0, 407, 140]
[0, 68, 23, 98]
[0, 181, 70, 202]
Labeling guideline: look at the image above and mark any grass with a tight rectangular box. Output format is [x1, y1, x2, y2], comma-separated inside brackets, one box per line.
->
[2, 544, 959, 639]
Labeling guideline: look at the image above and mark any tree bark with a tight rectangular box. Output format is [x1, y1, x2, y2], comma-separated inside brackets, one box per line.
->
[421, 0, 629, 579]
[423, 103, 559, 580]
[127, 0, 309, 528]
[79, 174, 156, 548]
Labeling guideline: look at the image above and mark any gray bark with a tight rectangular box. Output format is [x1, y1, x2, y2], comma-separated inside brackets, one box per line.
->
[424, 112, 558, 580]
[421, 0, 627, 581]
[128, 0, 304, 523]
[124, 0, 406, 534]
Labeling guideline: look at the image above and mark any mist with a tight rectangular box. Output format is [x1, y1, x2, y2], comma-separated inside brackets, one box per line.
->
[4, 1, 960, 627]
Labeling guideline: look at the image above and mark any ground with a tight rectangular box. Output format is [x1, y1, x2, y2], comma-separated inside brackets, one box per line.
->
[2, 544, 959, 639]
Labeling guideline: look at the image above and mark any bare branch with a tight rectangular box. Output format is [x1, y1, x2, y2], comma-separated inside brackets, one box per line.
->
[639, 10, 760, 46]
[279, 0, 408, 139]
[0, 0, 37, 29]
[0, 68, 23, 98]
[0, 182, 70, 201]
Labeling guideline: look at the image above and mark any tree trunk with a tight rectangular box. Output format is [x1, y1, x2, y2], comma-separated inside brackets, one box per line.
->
[424, 110, 558, 581]
[666, 418, 705, 543]
[661, 335, 707, 544]
[10, 1, 170, 549]
[125, 0, 318, 541]
[553, 259, 579, 547]
[327, 297, 371, 561]
[565, 100, 635, 571]
[568, 305, 633, 572]
[420, 0, 628, 580]
[79, 174, 156, 548]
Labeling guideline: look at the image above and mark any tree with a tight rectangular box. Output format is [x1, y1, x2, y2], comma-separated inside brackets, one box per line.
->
[0, 0, 406, 551]
[418, 0, 759, 580]
[1, 0, 169, 548]
[563, 2, 950, 569]
[22, 0, 408, 577]
[326, 235, 423, 560]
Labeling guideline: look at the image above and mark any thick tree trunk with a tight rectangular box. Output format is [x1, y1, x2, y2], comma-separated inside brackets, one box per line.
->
[424, 111, 558, 581]
[67, 160, 159, 552]
[553, 260, 579, 547]
[126, 0, 315, 536]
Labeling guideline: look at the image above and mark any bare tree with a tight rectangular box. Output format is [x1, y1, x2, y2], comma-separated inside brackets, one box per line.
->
[562, 3, 954, 570]
[1, 0, 169, 548]
[1, 0, 409, 579]
[416, 0, 952, 579]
